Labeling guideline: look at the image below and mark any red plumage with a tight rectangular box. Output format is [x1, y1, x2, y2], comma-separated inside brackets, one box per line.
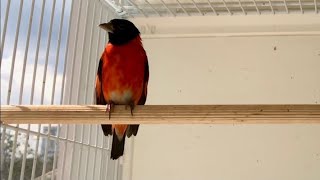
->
[95, 19, 149, 160]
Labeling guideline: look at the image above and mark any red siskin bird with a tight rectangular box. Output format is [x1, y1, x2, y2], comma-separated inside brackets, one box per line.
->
[96, 19, 149, 160]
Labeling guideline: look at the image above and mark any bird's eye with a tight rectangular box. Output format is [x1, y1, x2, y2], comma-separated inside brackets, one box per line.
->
[118, 24, 126, 30]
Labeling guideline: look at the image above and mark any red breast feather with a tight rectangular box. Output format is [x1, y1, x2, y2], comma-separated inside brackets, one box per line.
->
[101, 36, 146, 105]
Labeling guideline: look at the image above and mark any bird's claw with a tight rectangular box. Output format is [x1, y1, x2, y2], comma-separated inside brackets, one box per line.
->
[106, 103, 114, 119]
[129, 102, 134, 116]
[125, 102, 135, 116]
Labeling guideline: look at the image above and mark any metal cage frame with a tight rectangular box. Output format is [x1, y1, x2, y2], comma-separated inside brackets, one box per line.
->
[102, 0, 319, 17]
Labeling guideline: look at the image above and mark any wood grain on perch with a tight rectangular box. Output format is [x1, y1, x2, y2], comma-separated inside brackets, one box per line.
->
[1, 105, 320, 124]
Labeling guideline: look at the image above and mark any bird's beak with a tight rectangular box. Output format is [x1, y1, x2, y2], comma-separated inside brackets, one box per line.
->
[99, 22, 114, 33]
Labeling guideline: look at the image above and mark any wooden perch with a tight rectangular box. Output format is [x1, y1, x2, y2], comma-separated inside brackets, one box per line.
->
[1, 105, 320, 124]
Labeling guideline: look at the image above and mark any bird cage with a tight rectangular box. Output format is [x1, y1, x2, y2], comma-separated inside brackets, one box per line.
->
[1, 0, 122, 179]
[1, 0, 320, 180]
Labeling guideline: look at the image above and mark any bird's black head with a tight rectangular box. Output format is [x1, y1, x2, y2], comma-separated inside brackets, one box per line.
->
[99, 19, 140, 45]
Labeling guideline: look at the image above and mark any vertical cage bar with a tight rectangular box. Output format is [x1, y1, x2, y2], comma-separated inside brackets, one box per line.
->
[104, 140, 110, 180]
[84, 125, 92, 180]
[75, 125, 85, 179]
[31, 125, 42, 180]
[0, 1, 11, 174]
[68, 125, 77, 180]
[96, 130, 104, 180]
[222, 0, 232, 15]
[99, 138, 105, 180]
[159, 0, 176, 16]
[207, 0, 218, 15]
[0, 0, 11, 65]
[298, 0, 303, 13]
[98, 146, 104, 179]
[117, 158, 122, 180]
[76, 0, 90, 104]
[191, 0, 203, 15]
[6, 1, 23, 178]
[145, 0, 162, 16]
[6, 0, 24, 104]
[94, 17, 109, 102]
[83, 2, 97, 104]
[268, 0, 274, 14]
[84, 3, 99, 178]
[104, 11, 110, 52]
[59, 0, 75, 179]
[90, 7, 103, 102]
[91, 125, 100, 180]
[315, 0, 318, 13]
[113, 159, 119, 180]
[19, 0, 36, 104]
[176, 0, 190, 16]
[100, 137, 110, 180]
[68, 0, 83, 105]
[60, 0, 75, 105]
[19, 124, 31, 180]
[252, 0, 260, 14]
[238, 0, 246, 15]
[98, 0, 129, 18]
[126, 0, 148, 17]
[0, 126, 7, 176]
[50, 124, 61, 180]
[60, 125, 69, 180]
[283, 0, 289, 13]
[41, 124, 52, 180]
[112, 0, 134, 18]
[2, 124, 110, 151]
[8, 125, 19, 180]
[75, 1, 96, 177]
[51, 0, 67, 105]
[102, 10, 111, 178]
[106, 140, 114, 180]
[40, 0, 57, 104]
[30, 0, 46, 104]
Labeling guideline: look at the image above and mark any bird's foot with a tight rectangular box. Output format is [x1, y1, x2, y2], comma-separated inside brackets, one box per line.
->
[129, 102, 135, 116]
[106, 102, 114, 119]
[125, 102, 135, 116]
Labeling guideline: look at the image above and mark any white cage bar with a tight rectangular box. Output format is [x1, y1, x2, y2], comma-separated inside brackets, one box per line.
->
[1, 0, 320, 179]
[103, 0, 319, 17]
[1, 0, 120, 179]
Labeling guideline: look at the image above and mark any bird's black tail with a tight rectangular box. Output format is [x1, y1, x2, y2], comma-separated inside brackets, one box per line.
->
[126, 125, 139, 137]
[111, 131, 126, 160]
[101, 125, 112, 136]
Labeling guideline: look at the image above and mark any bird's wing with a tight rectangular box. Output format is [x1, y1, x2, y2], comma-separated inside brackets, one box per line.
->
[96, 57, 112, 136]
[127, 56, 149, 137]
[138, 56, 149, 105]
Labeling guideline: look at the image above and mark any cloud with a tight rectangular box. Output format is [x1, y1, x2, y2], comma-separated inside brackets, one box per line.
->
[1, 0, 71, 105]
[1, 50, 63, 105]
[1, 0, 73, 156]
[1, 0, 71, 63]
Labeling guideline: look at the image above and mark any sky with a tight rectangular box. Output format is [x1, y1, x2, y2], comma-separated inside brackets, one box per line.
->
[1, 0, 72, 106]
[1, 0, 112, 155]
[1, 0, 74, 155]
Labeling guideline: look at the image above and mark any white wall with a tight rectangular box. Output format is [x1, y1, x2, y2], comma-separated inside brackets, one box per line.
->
[128, 15, 320, 180]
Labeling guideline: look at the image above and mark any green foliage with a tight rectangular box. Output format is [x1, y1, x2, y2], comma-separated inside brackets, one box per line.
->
[1, 132, 54, 180]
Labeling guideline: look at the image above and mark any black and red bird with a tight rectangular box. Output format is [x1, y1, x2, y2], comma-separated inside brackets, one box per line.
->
[96, 19, 149, 160]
